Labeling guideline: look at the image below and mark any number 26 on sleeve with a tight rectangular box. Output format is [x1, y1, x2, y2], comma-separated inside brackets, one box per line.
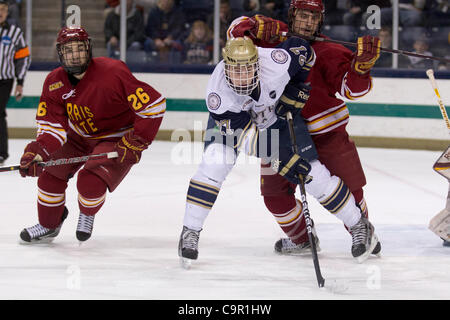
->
[127, 87, 150, 110]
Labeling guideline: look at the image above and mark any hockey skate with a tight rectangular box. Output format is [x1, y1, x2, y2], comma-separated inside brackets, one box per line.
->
[76, 212, 95, 242]
[20, 207, 69, 244]
[350, 215, 380, 263]
[274, 223, 321, 255]
[178, 226, 201, 269]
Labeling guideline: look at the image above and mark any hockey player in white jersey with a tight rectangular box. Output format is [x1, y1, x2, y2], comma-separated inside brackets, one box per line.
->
[178, 36, 379, 267]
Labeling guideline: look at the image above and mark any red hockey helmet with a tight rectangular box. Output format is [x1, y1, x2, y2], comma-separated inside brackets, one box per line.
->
[56, 26, 92, 75]
[288, 0, 325, 37]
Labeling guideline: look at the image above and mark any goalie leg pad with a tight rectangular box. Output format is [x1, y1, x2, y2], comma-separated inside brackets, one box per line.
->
[429, 208, 450, 241]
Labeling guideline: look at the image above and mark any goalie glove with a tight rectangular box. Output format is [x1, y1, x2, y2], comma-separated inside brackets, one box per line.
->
[272, 148, 312, 185]
[19, 141, 50, 177]
[275, 82, 310, 119]
[115, 131, 150, 164]
[351, 35, 381, 74]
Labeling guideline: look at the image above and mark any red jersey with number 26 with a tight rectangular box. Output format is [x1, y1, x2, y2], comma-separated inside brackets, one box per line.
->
[35, 57, 166, 154]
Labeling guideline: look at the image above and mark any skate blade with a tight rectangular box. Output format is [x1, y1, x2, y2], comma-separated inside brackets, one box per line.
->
[278, 243, 321, 256]
[19, 238, 56, 245]
[180, 257, 193, 270]
[356, 234, 379, 264]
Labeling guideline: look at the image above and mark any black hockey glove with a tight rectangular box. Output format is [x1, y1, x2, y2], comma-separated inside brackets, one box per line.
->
[275, 82, 310, 119]
[271, 148, 312, 185]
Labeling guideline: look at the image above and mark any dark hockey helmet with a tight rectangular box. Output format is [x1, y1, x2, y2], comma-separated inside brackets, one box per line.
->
[56, 26, 92, 75]
[288, 0, 325, 37]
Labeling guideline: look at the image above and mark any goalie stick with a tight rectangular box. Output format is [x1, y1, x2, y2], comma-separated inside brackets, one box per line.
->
[426, 69, 450, 242]
[0, 152, 119, 173]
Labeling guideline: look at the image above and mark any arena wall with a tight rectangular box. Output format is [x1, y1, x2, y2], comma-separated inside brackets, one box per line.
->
[6, 71, 450, 150]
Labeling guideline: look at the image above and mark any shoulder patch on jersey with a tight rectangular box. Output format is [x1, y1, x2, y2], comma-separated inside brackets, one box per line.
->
[49, 81, 64, 92]
[271, 49, 288, 64]
[207, 92, 221, 110]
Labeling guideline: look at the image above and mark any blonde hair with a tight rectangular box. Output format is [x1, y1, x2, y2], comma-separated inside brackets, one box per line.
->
[185, 20, 212, 44]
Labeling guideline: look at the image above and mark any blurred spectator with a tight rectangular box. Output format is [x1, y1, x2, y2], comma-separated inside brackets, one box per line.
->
[380, 0, 426, 27]
[322, 0, 346, 25]
[400, 34, 434, 69]
[243, 0, 285, 20]
[207, 0, 234, 49]
[437, 54, 450, 70]
[343, 0, 390, 27]
[425, 0, 450, 27]
[374, 26, 393, 68]
[104, 0, 148, 59]
[182, 20, 213, 64]
[145, 0, 186, 63]
[104, 0, 151, 19]
[243, 0, 260, 16]
[181, 0, 212, 23]
[4, 0, 20, 26]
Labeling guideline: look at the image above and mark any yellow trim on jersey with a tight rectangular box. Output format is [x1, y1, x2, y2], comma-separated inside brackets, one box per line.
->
[190, 179, 220, 192]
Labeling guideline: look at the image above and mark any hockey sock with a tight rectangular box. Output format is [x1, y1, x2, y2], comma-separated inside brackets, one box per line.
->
[352, 188, 368, 218]
[184, 179, 220, 231]
[37, 171, 68, 229]
[264, 195, 308, 244]
[77, 169, 107, 216]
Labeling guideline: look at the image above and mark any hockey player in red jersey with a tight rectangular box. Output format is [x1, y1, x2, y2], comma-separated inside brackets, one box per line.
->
[19, 26, 165, 243]
[228, 0, 381, 258]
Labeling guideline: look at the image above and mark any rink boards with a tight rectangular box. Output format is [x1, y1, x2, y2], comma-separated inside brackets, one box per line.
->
[6, 71, 450, 150]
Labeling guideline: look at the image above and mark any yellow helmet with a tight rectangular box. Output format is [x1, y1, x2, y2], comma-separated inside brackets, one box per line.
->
[222, 37, 260, 96]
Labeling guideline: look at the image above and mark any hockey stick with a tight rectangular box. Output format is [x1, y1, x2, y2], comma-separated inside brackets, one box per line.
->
[0, 151, 119, 173]
[285, 111, 325, 288]
[426, 69, 450, 242]
[426, 69, 450, 132]
[426, 69, 450, 180]
[282, 32, 450, 64]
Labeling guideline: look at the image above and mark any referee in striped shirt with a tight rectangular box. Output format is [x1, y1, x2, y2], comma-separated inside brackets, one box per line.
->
[0, 0, 30, 165]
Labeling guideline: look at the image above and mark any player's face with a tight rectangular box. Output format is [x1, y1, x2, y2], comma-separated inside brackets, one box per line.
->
[292, 9, 321, 37]
[226, 64, 255, 88]
[0, 4, 8, 24]
[61, 40, 88, 68]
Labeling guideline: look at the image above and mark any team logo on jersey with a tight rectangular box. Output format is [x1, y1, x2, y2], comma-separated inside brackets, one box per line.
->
[269, 90, 276, 99]
[62, 89, 76, 100]
[49, 81, 64, 92]
[1, 36, 11, 45]
[271, 50, 288, 64]
[207, 92, 221, 110]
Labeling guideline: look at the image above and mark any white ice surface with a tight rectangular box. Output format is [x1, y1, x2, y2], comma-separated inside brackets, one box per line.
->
[0, 139, 449, 300]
